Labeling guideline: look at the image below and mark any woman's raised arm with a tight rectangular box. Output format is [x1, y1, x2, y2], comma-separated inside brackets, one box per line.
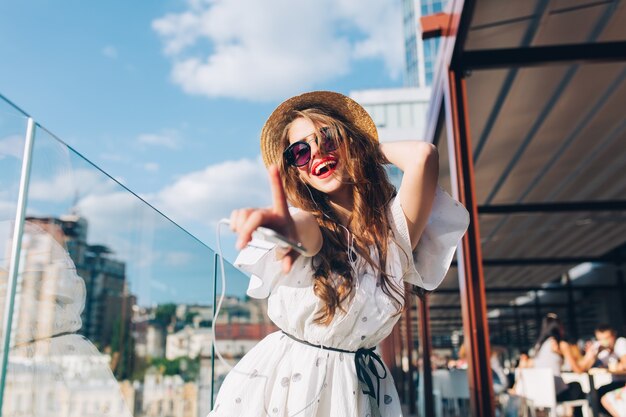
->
[230, 165, 322, 272]
[380, 141, 439, 250]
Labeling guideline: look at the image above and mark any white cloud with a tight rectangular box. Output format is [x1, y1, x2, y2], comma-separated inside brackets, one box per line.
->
[24, 157, 269, 251]
[0, 201, 17, 221]
[102, 45, 118, 59]
[42, 158, 270, 268]
[144, 162, 160, 173]
[73, 192, 166, 268]
[150, 279, 175, 294]
[163, 251, 194, 266]
[99, 152, 129, 163]
[0, 134, 25, 160]
[335, 0, 404, 77]
[29, 168, 117, 203]
[152, 0, 403, 101]
[137, 129, 181, 149]
[153, 156, 271, 227]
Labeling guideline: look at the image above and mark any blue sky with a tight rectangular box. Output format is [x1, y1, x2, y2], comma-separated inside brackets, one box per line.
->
[1, 1, 405, 302]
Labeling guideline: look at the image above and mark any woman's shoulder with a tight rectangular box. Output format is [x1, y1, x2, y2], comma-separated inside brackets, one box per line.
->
[384, 187, 469, 291]
[386, 193, 412, 248]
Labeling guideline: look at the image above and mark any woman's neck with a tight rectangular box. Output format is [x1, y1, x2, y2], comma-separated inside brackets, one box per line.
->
[328, 188, 353, 226]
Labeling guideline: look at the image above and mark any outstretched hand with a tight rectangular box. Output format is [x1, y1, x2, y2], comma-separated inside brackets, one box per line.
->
[229, 165, 300, 273]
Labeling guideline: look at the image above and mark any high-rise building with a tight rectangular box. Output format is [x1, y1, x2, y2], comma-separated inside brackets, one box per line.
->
[351, 0, 447, 188]
[403, 0, 446, 87]
[350, 0, 447, 142]
[26, 215, 130, 351]
[350, 87, 431, 143]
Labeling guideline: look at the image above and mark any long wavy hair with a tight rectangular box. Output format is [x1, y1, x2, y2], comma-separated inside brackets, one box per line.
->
[533, 313, 564, 354]
[278, 106, 406, 325]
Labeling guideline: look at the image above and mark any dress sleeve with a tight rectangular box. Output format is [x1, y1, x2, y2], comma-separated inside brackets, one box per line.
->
[390, 185, 470, 291]
[233, 207, 305, 299]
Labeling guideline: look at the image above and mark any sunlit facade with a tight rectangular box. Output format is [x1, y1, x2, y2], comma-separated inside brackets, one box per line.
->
[403, 0, 446, 87]
[351, 0, 447, 188]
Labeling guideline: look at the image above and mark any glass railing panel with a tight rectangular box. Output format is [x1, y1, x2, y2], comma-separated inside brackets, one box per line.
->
[211, 247, 277, 410]
[0, 96, 29, 359]
[0, 122, 248, 417]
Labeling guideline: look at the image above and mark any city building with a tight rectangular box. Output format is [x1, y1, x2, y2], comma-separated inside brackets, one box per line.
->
[351, 1, 446, 181]
[403, 0, 446, 87]
[350, 0, 448, 141]
[2, 349, 133, 417]
[133, 320, 167, 359]
[166, 322, 276, 360]
[140, 371, 197, 417]
[26, 215, 131, 351]
[3, 220, 84, 351]
[350, 87, 432, 143]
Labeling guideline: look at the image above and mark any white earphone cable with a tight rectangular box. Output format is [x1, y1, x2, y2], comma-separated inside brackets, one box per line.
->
[304, 184, 360, 283]
[213, 219, 236, 372]
[213, 220, 330, 415]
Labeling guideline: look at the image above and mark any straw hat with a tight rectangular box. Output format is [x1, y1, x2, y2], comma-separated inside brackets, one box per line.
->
[260, 91, 378, 167]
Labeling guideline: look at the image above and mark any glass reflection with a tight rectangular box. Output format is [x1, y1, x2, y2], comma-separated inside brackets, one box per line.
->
[3, 220, 132, 417]
[0, 99, 29, 387]
[0, 118, 249, 417]
[211, 255, 277, 405]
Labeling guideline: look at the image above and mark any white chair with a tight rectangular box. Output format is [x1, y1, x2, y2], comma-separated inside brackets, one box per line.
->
[432, 370, 448, 417]
[433, 369, 470, 417]
[418, 370, 443, 417]
[448, 369, 470, 416]
[517, 368, 590, 417]
[561, 372, 590, 393]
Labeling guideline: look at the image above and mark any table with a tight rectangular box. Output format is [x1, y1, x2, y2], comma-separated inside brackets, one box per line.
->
[562, 369, 626, 417]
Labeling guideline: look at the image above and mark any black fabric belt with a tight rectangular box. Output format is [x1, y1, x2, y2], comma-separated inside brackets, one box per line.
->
[281, 330, 387, 407]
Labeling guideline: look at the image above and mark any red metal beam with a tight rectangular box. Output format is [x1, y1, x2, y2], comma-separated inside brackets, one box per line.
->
[383, 321, 405, 401]
[404, 297, 417, 414]
[381, 330, 397, 371]
[423, 0, 474, 145]
[420, 12, 453, 40]
[444, 68, 495, 417]
[395, 321, 406, 402]
[418, 295, 434, 417]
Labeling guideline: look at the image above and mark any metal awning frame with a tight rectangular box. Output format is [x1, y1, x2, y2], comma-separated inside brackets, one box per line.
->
[406, 1, 626, 416]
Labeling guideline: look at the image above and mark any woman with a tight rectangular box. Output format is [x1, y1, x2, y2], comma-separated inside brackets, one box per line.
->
[532, 314, 586, 410]
[209, 91, 469, 416]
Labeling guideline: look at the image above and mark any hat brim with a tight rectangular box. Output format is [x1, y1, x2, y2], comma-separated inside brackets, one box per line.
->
[260, 91, 378, 167]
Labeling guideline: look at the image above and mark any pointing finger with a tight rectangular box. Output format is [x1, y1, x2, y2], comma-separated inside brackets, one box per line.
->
[268, 165, 289, 218]
[236, 209, 266, 249]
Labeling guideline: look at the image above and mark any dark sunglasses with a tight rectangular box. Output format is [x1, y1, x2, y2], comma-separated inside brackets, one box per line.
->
[283, 127, 339, 167]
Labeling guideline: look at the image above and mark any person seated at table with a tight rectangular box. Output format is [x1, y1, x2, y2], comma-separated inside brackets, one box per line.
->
[532, 313, 586, 411]
[509, 351, 532, 390]
[517, 350, 532, 369]
[580, 324, 626, 415]
[448, 343, 468, 369]
[580, 324, 626, 371]
[601, 385, 626, 417]
[562, 338, 585, 372]
[491, 346, 509, 394]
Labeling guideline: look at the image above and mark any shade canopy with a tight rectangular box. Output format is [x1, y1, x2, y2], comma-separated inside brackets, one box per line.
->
[423, 0, 626, 341]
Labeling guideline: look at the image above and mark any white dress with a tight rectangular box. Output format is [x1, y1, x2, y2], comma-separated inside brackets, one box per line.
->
[208, 186, 469, 417]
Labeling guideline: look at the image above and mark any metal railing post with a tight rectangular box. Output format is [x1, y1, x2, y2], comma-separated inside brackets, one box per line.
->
[210, 252, 218, 410]
[0, 117, 36, 414]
